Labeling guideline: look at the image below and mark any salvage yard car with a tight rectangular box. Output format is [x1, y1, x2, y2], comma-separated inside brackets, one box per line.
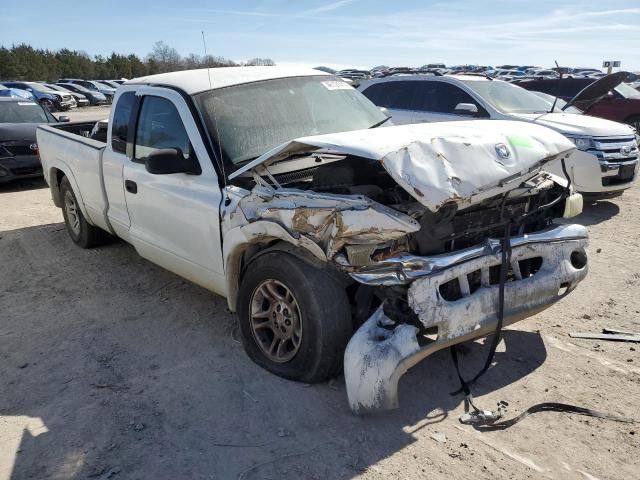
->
[0, 98, 67, 183]
[56, 82, 107, 106]
[36, 67, 589, 412]
[1, 81, 76, 111]
[359, 74, 639, 198]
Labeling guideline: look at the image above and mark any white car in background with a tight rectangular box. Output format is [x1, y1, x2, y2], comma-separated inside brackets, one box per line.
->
[359, 74, 639, 197]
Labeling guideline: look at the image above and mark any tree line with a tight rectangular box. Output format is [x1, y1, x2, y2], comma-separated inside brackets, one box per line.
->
[0, 42, 275, 81]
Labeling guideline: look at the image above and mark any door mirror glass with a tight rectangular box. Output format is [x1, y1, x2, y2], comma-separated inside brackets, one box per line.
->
[454, 103, 479, 115]
[58, 115, 70, 123]
[145, 148, 201, 175]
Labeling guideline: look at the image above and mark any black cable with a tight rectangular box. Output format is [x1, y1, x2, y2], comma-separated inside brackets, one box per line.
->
[450, 220, 512, 401]
[471, 402, 633, 431]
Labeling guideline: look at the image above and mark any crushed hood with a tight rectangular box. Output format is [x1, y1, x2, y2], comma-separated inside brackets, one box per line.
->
[563, 71, 628, 112]
[230, 120, 575, 212]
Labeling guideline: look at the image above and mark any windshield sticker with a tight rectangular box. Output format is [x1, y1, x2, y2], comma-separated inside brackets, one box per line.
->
[17, 102, 38, 106]
[321, 80, 353, 90]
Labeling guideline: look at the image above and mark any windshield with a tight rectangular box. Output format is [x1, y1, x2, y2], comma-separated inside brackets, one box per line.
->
[530, 91, 582, 113]
[615, 83, 640, 99]
[460, 79, 555, 113]
[0, 101, 49, 123]
[94, 81, 114, 90]
[62, 84, 89, 94]
[25, 83, 52, 94]
[194, 75, 386, 167]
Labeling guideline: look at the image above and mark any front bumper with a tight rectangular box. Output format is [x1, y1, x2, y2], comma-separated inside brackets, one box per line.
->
[0, 154, 43, 183]
[344, 223, 588, 412]
[56, 99, 76, 111]
[563, 149, 638, 196]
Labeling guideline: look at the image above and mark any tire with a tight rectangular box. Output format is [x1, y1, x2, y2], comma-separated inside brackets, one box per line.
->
[59, 176, 110, 248]
[237, 251, 353, 383]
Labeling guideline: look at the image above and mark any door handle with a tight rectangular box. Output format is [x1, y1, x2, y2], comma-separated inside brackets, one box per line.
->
[125, 180, 137, 194]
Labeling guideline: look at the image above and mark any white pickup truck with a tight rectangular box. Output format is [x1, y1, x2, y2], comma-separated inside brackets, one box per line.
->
[37, 67, 589, 412]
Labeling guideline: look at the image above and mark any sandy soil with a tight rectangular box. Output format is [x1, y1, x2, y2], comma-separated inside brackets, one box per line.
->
[0, 173, 639, 479]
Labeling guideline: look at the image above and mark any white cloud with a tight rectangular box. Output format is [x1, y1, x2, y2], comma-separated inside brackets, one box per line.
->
[300, 0, 358, 15]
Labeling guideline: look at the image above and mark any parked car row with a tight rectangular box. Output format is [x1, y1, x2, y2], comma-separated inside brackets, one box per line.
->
[0, 78, 126, 111]
[0, 98, 70, 184]
[333, 64, 640, 89]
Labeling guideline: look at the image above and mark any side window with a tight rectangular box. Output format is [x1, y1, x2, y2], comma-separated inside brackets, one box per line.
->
[384, 82, 420, 110]
[362, 82, 418, 109]
[111, 92, 135, 154]
[361, 83, 390, 107]
[134, 96, 194, 163]
[415, 82, 486, 115]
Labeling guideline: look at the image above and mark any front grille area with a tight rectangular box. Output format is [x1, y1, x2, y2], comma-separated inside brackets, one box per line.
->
[588, 136, 639, 187]
[589, 136, 639, 164]
[602, 163, 638, 186]
[410, 186, 567, 256]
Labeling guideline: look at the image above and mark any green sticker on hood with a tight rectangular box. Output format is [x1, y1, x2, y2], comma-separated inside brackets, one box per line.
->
[508, 136, 532, 148]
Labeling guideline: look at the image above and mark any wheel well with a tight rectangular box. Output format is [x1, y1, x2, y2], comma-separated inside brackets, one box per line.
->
[240, 241, 326, 279]
[227, 239, 338, 313]
[49, 168, 67, 207]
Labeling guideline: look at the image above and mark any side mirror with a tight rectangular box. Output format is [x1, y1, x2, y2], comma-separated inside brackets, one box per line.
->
[454, 103, 479, 115]
[144, 148, 201, 175]
[58, 116, 70, 123]
[379, 106, 389, 115]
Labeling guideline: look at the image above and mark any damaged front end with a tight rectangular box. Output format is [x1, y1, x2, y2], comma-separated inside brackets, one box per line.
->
[223, 121, 589, 413]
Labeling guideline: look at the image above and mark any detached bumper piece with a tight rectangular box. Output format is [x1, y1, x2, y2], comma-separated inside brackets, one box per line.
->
[344, 224, 588, 413]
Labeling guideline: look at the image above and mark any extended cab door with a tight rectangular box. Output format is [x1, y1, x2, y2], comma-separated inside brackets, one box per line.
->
[121, 87, 226, 294]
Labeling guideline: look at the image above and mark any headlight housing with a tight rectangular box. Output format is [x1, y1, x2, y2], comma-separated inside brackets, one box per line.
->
[566, 135, 593, 151]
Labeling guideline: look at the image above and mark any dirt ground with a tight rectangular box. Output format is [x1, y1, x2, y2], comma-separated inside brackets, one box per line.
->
[1, 117, 639, 479]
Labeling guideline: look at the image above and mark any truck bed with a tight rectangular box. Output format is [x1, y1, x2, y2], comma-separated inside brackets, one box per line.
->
[36, 121, 112, 233]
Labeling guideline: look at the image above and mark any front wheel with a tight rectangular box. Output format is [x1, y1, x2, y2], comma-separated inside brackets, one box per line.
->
[59, 176, 110, 248]
[237, 251, 353, 383]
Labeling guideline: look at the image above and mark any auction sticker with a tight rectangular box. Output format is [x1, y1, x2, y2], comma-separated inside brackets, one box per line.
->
[321, 80, 353, 90]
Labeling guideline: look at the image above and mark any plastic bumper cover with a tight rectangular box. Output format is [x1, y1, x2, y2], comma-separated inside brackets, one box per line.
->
[344, 223, 589, 413]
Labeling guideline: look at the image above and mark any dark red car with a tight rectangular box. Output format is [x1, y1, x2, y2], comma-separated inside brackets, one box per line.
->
[515, 72, 640, 132]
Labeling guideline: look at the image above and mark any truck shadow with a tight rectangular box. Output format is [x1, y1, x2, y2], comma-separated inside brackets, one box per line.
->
[2, 223, 547, 479]
[0, 177, 48, 193]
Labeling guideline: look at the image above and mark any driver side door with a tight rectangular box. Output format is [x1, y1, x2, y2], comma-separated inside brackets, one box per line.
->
[122, 88, 226, 294]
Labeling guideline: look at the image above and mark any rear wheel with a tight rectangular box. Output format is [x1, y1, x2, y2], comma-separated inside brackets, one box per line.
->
[237, 252, 353, 383]
[59, 176, 110, 248]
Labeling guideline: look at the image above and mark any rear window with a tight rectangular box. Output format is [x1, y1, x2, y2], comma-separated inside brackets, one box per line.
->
[111, 92, 136, 154]
[0, 101, 49, 124]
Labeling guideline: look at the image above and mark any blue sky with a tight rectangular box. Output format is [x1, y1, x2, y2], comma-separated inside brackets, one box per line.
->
[1, 0, 639, 70]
